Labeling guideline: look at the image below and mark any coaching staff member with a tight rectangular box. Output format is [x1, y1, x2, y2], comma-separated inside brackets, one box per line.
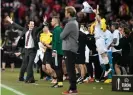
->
[60, 6, 79, 94]
[6, 16, 46, 83]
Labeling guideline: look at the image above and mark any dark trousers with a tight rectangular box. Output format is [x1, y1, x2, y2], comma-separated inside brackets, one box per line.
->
[130, 56, 133, 74]
[37, 59, 46, 79]
[19, 48, 36, 80]
[53, 54, 63, 82]
[86, 55, 102, 79]
[64, 50, 77, 90]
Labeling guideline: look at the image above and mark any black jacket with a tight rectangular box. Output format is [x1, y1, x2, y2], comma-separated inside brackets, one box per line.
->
[86, 34, 98, 55]
[77, 31, 87, 54]
[12, 22, 44, 51]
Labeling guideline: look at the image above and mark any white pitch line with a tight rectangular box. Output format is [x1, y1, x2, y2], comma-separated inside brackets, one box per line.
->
[79, 92, 92, 95]
[1, 84, 26, 95]
[33, 83, 39, 85]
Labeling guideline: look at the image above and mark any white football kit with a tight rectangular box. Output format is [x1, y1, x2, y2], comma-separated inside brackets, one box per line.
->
[94, 23, 107, 54]
[103, 29, 113, 51]
[94, 22, 111, 77]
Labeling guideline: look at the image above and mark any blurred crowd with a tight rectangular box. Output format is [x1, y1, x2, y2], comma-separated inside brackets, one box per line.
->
[1, 0, 133, 34]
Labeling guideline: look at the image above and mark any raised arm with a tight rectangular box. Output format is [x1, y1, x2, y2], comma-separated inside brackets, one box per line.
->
[92, 5, 101, 24]
[36, 16, 47, 32]
[36, 23, 45, 32]
[5, 16, 24, 31]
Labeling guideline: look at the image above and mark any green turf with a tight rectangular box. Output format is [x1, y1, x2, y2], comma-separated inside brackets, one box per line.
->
[1, 68, 133, 95]
[1, 87, 17, 95]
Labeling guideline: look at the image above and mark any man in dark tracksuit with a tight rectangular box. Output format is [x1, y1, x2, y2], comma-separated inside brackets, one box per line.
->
[86, 34, 103, 81]
[60, 6, 79, 94]
[51, 17, 63, 88]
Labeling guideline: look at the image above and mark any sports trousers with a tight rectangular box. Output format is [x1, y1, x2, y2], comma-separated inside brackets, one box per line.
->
[63, 50, 77, 90]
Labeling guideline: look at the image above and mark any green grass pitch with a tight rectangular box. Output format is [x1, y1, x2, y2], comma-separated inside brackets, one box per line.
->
[1, 69, 133, 95]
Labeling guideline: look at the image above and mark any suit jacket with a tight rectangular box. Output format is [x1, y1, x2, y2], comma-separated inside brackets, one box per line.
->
[52, 26, 63, 55]
[12, 22, 44, 51]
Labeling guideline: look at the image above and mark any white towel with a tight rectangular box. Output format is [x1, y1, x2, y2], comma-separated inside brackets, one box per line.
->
[81, 1, 93, 13]
[34, 49, 44, 64]
[38, 42, 46, 52]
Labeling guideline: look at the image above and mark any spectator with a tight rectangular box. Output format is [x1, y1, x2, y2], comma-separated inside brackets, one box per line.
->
[119, 0, 129, 20]
[18, 3, 26, 20]
[53, 1, 61, 12]
[29, 3, 37, 19]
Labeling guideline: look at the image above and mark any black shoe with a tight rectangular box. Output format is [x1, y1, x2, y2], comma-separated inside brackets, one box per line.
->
[25, 79, 35, 83]
[51, 83, 58, 87]
[19, 78, 24, 81]
[51, 83, 63, 88]
[77, 77, 83, 82]
[77, 80, 83, 84]
[77, 77, 84, 84]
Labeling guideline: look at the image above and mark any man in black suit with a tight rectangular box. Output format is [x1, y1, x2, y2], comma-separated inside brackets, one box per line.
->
[6, 16, 46, 83]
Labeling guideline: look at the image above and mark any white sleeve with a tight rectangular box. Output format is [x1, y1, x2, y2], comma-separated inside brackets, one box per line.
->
[113, 30, 120, 46]
[106, 31, 113, 48]
[34, 50, 40, 64]
[113, 30, 119, 39]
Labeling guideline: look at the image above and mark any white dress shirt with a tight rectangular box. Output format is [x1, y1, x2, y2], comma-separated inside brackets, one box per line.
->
[25, 30, 34, 48]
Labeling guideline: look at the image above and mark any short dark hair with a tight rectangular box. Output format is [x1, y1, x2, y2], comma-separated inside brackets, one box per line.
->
[28, 19, 34, 23]
[25, 19, 34, 28]
[124, 27, 130, 35]
[65, 6, 76, 17]
[111, 22, 119, 29]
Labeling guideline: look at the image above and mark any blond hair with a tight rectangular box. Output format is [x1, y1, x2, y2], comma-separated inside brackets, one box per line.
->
[65, 6, 76, 17]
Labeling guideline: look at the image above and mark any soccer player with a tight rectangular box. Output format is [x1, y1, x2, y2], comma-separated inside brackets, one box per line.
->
[93, 7, 112, 78]
[102, 26, 115, 83]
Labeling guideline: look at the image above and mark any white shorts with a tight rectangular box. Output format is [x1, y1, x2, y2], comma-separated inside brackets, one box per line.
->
[96, 38, 107, 54]
[99, 54, 103, 64]
[99, 53, 109, 65]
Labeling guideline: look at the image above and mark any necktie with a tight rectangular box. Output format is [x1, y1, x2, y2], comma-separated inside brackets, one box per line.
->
[26, 30, 31, 46]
